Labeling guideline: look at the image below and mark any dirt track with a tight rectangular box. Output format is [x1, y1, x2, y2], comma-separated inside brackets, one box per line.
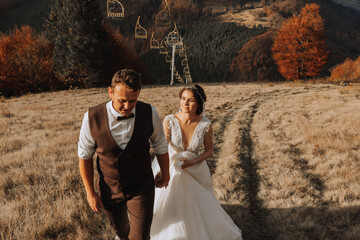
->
[205, 84, 360, 239]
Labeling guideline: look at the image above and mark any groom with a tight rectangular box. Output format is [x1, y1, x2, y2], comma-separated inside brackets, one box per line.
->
[78, 69, 170, 240]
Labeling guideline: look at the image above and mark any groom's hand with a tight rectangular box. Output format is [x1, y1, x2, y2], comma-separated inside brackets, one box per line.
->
[87, 191, 104, 213]
[155, 171, 169, 188]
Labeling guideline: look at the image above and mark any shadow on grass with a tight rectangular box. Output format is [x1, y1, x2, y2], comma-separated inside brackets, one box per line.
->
[222, 204, 360, 240]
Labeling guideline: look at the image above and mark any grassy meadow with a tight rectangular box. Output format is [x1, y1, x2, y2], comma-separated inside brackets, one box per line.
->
[0, 82, 359, 239]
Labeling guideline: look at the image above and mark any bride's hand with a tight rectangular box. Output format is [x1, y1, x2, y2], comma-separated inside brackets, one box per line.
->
[181, 159, 193, 169]
[155, 171, 169, 188]
[155, 172, 162, 181]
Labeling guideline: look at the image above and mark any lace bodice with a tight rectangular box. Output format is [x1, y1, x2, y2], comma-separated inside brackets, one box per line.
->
[164, 114, 211, 156]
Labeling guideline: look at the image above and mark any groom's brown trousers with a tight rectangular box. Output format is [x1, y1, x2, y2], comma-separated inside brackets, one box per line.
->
[89, 101, 156, 240]
[103, 183, 155, 240]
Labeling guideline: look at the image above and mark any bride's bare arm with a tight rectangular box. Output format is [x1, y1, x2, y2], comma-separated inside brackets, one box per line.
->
[182, 124, 213, 169]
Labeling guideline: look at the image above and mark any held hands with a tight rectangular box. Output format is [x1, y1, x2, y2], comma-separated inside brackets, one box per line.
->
[155, 171, 170, 188]
[87, 191, 104, 213]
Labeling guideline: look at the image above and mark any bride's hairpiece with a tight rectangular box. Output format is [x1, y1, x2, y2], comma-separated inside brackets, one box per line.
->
[183, 86, 206, 105]
[182, 85, 206, 116]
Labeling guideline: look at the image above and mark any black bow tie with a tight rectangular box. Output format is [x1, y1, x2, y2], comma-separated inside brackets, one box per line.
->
[117, 113, 134, 121]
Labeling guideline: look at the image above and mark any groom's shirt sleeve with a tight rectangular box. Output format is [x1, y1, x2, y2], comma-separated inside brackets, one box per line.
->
[78, 111, 96, 160]
[150, 106, 168, 155]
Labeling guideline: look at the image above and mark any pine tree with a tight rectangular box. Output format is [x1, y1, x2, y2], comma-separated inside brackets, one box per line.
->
[272, 3, 328, 80]
[45, 0, 110, 86]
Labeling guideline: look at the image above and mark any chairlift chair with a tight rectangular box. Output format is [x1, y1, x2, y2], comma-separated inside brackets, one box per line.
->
[165, 53, 172, 63]
[107, 0, 124, 19]
[159, 41, 168, 54]
[179, 47, 186, 58]
[160, 41, 168, 54]
[150, 32, 160, 49]
[166, 23, 180, 45]
[173, 69, 179, 77]
[135, 16, 147, 39]
[175, 37, 184, 52]
[183, 65, 190, 74]
[185, 75, 192, 84]
[177, 75, 184, 83]
[155, 0, 171, 29]
[181, 57, 188, 67]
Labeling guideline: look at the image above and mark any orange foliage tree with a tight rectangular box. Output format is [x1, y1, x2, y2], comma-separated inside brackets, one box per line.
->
[230, 31, 284, 82]
[0, 26, 54, 96]
[272, 3, 328, 80]
[330, 56, 360, 82]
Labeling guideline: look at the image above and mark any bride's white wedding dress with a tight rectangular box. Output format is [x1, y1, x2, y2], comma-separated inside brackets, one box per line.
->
[151, 114, 242, 240]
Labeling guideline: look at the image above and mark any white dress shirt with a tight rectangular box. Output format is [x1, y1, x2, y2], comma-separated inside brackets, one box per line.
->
[78, 101, 168, 160]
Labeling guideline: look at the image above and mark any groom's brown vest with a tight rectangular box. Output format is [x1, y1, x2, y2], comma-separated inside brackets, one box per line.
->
[88, 101, 154, 203]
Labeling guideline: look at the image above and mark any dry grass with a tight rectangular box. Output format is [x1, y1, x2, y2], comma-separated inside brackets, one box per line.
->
[0, 82, 359, 239]
[218, 7, 271, 28]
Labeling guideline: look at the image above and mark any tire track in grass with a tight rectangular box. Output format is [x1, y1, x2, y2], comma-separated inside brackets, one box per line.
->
[212, 88, 320, 239]
[235, 100, 275, 240]
[212, 98, 274, 240]
[207, 100, 239, 173]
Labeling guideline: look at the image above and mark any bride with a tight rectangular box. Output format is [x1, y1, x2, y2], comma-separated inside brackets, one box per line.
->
[151, 84, 242, 240]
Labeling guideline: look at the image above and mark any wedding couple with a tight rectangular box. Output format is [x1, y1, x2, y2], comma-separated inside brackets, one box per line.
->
[78, 69, 242, 240]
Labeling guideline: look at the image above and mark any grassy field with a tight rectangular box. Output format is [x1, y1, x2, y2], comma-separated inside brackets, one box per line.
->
[0, 82, 359, 239]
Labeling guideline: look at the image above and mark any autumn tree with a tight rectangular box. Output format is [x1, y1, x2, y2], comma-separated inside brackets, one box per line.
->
[230, 31, 284, 82]
[330, 56, 360, 82]
[272, 3, 328, 80]
[0, 26, 53, 97]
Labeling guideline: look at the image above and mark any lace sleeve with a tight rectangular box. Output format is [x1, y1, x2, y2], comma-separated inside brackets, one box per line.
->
[203, 123, 213, 151]
[163, 116, 171, 143]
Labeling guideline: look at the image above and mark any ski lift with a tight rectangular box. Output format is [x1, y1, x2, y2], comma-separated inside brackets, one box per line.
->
[107, 0, 124, 19]
[166, 23, 180, 45]
[135, 16, 147, 39]
[159, 41, 168, 54]
[165, 53, 172, 63]
[181, 57, 188, 67]
[150, 32, 160, 49]
[177, 75, 184, 83]
[183, 65, 190, 75]
[185, 74, 192, 83]
[175, 39, 184, 52]
[155, 0, 171, 29]
[179, 47, 186, 57]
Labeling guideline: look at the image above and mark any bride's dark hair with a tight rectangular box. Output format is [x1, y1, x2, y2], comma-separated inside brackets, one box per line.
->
[179, 84, 207, 115]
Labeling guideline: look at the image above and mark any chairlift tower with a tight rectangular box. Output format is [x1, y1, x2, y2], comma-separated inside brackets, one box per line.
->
[165, 23, 190, 85]
[106, 0, 192, 85]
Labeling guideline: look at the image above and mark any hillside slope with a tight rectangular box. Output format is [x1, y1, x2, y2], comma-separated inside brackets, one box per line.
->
[1, 0, 360, 83]
[1, 83, 359, 239]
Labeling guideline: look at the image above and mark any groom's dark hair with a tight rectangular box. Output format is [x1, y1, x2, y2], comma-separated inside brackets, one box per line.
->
[111, 69, 142, 91]
[179, 84, 207, 115]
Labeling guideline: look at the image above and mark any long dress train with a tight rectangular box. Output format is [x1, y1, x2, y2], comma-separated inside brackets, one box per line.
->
[150, 114, 242, 240]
